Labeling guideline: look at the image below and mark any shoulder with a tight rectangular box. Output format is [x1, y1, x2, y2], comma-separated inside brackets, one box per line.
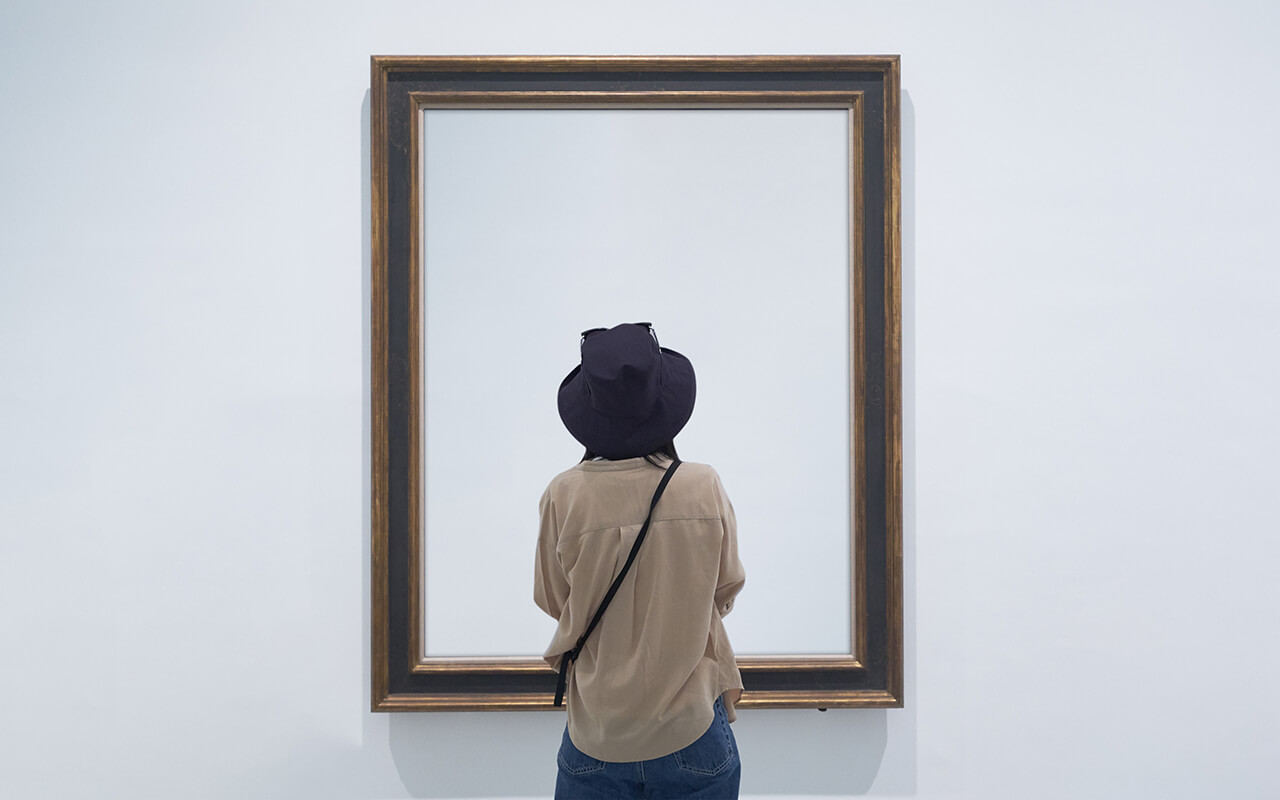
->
[670, 460, 722, 488]
[670, 462, 737, 526]
[541, 462, 588, 502]
[666, 461, 733, 516]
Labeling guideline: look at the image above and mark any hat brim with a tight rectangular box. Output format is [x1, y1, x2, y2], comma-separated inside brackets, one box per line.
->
[557, 347, 696, 460]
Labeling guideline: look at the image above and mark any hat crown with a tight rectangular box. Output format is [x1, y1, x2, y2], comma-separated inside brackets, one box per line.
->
[581, 326, 661, 417]
[557, 322, 695, 460]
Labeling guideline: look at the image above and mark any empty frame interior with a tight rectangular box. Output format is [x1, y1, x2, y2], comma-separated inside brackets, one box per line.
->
[419, 105, 857, 660]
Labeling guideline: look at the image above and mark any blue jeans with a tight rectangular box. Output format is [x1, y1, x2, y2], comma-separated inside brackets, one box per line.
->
[555, 697, 741, 799]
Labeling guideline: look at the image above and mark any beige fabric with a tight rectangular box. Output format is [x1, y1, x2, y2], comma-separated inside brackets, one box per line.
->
[534, 457, 746, 763]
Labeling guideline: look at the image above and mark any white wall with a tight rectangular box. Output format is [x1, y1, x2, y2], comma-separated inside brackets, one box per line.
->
[2, 2, 1278, 798]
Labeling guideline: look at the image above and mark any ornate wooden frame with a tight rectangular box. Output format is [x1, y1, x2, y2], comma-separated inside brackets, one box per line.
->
[371, 55, 902, 711]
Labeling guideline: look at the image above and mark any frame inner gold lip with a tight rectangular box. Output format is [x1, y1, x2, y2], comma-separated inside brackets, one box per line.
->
[411, 90, 863, 109]
[411, 656, 867, 676]
[407, 90, 868, 680]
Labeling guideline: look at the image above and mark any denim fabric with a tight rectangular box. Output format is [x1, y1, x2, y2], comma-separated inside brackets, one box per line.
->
[555, 698, 741, 799]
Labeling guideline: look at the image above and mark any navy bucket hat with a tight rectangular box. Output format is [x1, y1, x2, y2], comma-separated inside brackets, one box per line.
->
[557, 322, 696, 460]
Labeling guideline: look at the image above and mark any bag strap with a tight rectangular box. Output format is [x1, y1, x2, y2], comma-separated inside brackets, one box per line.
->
[554, 458, 682, 707]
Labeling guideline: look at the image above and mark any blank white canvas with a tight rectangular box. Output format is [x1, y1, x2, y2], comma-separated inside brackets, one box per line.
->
[420, 108, 853, 657]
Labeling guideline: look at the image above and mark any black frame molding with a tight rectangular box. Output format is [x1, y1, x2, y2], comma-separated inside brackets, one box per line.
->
[371, 55, 902, 711]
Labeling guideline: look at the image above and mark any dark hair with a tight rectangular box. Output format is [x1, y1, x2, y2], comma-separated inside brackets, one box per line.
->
[581, 440, 679, 467]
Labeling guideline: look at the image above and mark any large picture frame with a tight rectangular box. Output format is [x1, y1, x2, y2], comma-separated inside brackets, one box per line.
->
[371, 55, 902, 711]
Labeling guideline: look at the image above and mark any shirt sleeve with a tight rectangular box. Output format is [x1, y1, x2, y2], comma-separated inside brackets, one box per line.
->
[533, 486, 569, 621]
[712, 471, 746, 616]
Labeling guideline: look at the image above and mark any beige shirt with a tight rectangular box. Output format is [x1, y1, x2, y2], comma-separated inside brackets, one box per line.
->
[534, 457, 746, 763]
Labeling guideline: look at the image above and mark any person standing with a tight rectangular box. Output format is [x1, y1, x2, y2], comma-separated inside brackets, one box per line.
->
[535, 322, 746, 799]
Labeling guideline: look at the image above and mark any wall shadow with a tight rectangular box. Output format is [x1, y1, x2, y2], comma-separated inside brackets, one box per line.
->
[735, 708, 889, 794]
[882, 83, 920, 798]
[389, 711, 565, 798]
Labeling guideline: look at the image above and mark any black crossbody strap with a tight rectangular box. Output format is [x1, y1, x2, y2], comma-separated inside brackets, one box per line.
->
[554, 459, 682, 707]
